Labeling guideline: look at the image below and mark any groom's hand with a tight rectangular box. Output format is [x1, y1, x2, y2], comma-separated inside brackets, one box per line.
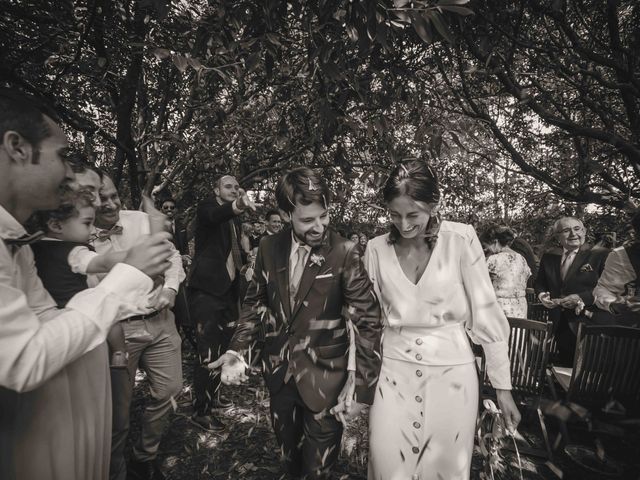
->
[331, 371, 355, 418]
[331, 371, 366, 426]
[207, 352, 248, 385]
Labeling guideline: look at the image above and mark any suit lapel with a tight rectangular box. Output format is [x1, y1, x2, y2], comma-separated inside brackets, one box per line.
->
[291, 232, 333, 319]
[562, 247, 589, 284]
[274, 231, 292, 320]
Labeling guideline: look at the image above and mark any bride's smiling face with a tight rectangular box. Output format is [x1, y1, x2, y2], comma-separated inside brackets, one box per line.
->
[387, 194, 434, 239]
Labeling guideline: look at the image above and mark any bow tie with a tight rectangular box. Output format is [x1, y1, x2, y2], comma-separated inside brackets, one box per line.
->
[92, 225, 124, 241]
[2, 231, 45, 247]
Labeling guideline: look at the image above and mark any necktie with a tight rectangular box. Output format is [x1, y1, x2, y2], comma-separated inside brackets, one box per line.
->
[290, 245, 308, 310]
[226, 221, 243, 281]
[91, 225, 124, 241]
[3, 231, 45, 247]
[560, 250, 576, 280]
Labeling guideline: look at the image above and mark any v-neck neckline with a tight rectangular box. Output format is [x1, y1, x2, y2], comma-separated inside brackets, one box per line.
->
[390, 236, 438, 287]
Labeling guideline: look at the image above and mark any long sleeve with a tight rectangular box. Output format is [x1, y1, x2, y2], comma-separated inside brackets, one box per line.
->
[341, 243, 382, 405]
[460, 225, 512, 390]
[0, 244, 153, 392]
[197, 198, 238, 227]
[163, 242, 185, 292]
[594, 248, 636, 312]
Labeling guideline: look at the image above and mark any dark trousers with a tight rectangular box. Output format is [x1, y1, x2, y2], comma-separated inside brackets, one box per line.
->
[190, 288, 237, 415]
[270, 379, 343, 479]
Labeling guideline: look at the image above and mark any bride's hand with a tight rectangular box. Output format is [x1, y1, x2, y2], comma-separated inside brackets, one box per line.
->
[496, 389, 521, 434]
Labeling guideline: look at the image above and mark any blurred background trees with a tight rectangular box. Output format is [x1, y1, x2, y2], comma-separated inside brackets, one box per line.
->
[1, 0, 637, 244]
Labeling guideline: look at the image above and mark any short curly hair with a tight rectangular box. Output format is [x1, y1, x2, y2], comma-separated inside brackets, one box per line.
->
[479, 224, 516, 247]
[31, 187, 95, 233]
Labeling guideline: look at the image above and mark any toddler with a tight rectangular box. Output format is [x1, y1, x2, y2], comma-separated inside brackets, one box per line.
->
[30, 188, 129, 368]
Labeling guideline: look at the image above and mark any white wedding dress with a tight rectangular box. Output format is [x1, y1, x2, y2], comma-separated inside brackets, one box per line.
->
[364, 222, 513, 480]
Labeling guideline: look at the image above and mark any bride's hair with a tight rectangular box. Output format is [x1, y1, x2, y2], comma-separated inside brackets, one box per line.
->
[383, 159, 441, 246]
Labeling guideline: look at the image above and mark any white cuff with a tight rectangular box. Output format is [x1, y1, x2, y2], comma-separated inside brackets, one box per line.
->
[483, 340, 512, 390]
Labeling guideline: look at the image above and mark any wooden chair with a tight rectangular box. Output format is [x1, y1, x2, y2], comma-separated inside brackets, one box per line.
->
[507, 317, 555, 396]
[477, 317, 556, 458]
[478, 318, 554, 394]
[550, 323, 640, 412]
[544, 324, 640, 468]
[527, 303, 549, 322]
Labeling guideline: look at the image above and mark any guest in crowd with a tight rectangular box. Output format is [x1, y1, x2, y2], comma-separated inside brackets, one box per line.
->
[0, 89, 172, 480]
[161, 198, 193, 335]
[511, 235, 538, 286]
[358, 232, 368, 253]
[263, 209, 283, 236]
[480, 224, 531, 318]
[240, 222, 253, 257]
[534, 217, 609, 366]
[363, 159, 519, 480]
[212, 167, 382, 479]
[188, 174, 256, 432]
[92, 174, 185, 480]
[349, 232, 359, 244]
[70, 154, 104, 207]
[594, 212, 640, 325]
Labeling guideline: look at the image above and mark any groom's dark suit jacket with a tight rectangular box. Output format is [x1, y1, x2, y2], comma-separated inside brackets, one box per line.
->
[229, 228, 382, 412]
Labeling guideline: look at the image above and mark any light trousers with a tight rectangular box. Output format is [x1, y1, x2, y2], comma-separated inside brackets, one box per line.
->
[109, 310, 182, 480]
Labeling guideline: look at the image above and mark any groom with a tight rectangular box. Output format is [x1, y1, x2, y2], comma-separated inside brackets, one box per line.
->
[211, 167, 382, 479]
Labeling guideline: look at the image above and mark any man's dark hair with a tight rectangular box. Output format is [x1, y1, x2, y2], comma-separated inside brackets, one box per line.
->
[275, 167, 331, 214]
[0, 89, 59, 163]
[68, 152, 104, 179]
[265, 209, 281, 221]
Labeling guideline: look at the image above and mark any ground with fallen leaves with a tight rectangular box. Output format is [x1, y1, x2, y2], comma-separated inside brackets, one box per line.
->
[125, 341, 640, 479]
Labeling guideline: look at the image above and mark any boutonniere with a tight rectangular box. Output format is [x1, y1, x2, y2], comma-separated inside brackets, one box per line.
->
[580, 264, 594, 273]
[310, 253, 325, 267]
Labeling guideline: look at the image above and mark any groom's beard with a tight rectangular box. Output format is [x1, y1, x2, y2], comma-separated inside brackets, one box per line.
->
[293, 227, 326, 248]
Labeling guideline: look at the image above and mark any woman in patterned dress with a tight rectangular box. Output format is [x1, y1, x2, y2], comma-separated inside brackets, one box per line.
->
[480, 225, 531, 318]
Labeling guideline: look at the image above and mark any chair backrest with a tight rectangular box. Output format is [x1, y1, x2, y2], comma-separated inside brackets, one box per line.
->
[478, 318, 554, 396]
[568, 324, 640, 410]
[506, 317, 554, 396]
[527, 303, 549, 322]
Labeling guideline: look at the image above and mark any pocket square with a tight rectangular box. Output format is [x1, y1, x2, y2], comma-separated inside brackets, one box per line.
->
[315, 273, 334, 279]
[580, 264, 594, 273]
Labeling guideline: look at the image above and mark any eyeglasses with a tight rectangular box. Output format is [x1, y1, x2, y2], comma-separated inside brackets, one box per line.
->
[162, 205, 175, 210]
[558, 226, 583, 235]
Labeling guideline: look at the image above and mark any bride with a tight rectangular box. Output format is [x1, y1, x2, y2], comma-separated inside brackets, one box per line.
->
[363, 159, 521, 480]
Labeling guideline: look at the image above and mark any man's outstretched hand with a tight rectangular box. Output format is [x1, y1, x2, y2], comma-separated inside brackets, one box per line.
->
[237, 188, 259, 212]
[208, 352, 249, 385]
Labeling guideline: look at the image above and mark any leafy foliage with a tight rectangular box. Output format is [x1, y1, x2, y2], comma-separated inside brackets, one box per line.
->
[1, 0, 637, 237]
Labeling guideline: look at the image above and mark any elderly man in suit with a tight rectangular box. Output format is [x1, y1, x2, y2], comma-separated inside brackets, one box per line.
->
[211, 167, 382, 479]
[188, 175, 255, 432]
[534, 216, 609, 366]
